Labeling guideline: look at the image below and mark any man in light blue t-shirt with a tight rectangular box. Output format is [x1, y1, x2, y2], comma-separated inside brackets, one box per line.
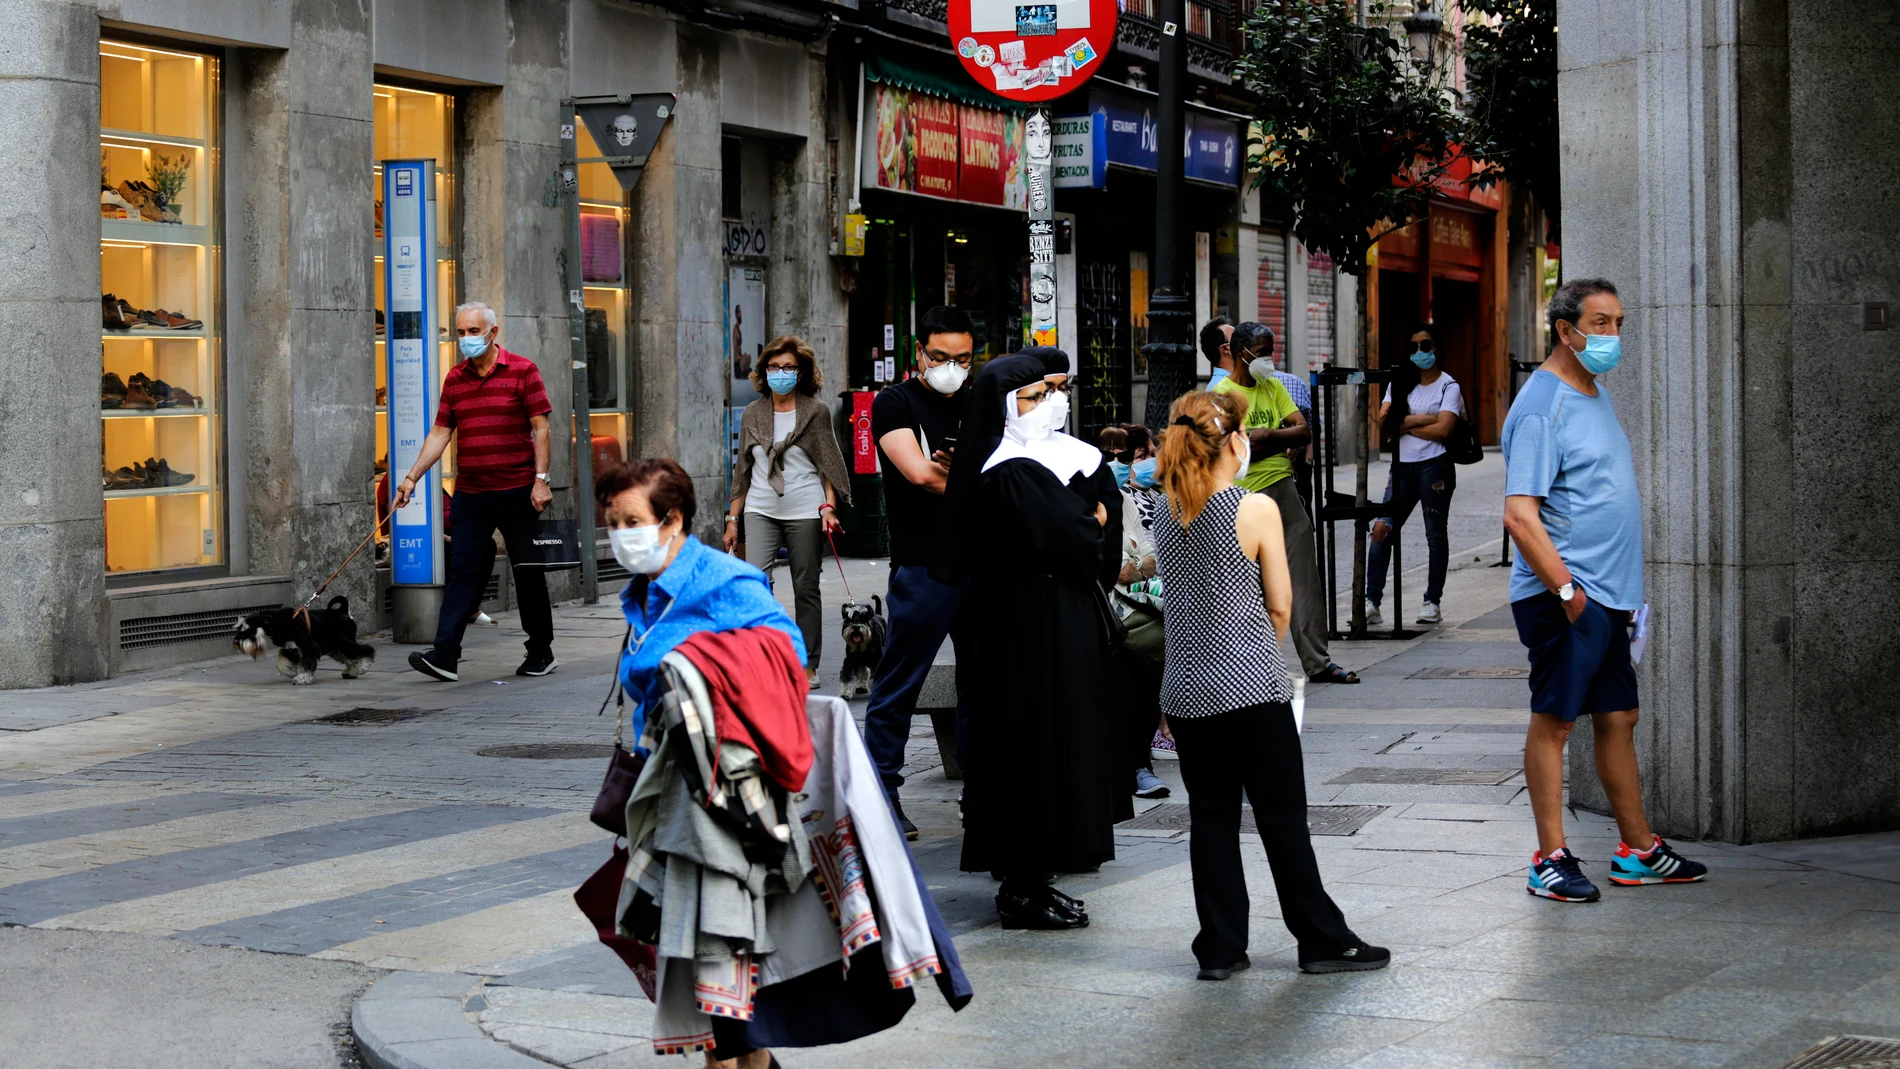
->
[1502, 278, 1708, 905]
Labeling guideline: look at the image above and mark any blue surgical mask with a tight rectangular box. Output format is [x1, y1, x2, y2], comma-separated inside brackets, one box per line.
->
[1131, 457, 1159, 488]
[766, 370, 800, 395]
[1108, 460, 1131, 485]
[1573, 333, 1622, 375]
[1410, 349, 1436, 370]
[458, 334, 490, 359]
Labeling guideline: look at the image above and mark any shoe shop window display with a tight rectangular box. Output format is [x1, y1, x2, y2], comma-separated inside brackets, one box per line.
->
[396, 302, 559, 682]
[98, 39, 221, 572]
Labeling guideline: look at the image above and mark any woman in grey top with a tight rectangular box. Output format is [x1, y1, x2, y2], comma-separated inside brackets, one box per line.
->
[1153, 389, 1387, 979]
[723, 336, 851, 690]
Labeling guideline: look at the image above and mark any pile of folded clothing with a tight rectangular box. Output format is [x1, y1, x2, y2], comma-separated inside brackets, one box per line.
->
[614, 627, 970, 1057]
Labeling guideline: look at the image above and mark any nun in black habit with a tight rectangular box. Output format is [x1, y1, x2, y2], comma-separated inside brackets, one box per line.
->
[934, 350, 1126, 931]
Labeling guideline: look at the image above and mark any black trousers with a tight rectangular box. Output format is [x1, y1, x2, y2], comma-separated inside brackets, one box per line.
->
[432, 486, 553, 663]
[1167, 701, 1357, 968]
[1114, 648, 1161, 780]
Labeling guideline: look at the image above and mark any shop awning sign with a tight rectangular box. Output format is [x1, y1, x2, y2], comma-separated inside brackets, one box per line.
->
[1052, 111, 1105, 188]
[950, 0, 1117, 103]
[1094, 95, 1242, 187]
[863, 83, 1027, 210]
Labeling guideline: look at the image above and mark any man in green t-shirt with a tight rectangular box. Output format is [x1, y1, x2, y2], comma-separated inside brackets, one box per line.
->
[1212, 324, 1360, 685]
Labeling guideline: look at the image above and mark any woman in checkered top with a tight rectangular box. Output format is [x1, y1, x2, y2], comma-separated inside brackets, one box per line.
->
[1152, 389, 1389, 980]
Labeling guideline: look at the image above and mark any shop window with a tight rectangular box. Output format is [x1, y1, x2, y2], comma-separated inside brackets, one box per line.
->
[371, 84, 457, 556]
[99, 40, 221, 575]
[577, 118, 631, 504]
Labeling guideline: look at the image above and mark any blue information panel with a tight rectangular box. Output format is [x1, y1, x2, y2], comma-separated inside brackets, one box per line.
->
[383, 160, 444, 586]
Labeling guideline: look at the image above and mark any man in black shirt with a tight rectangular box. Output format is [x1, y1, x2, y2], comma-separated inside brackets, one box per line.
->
[864, 305, 974, 839]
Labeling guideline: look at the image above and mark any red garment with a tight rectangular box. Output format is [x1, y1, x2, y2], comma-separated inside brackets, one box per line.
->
[676, 628, 813, 792]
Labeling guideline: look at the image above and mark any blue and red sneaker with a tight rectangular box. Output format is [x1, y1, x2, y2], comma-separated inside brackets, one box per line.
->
[1610, 835, 1708, 886]
[1527, 847, 1601, 902]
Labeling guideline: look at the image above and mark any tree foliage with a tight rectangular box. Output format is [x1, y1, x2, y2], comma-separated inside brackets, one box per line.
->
[1459, 0, 1559, 242]
[1235, 0, 1464, 276]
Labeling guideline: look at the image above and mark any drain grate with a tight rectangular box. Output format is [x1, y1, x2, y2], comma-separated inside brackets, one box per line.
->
[1327, 767, 1519, 786]
[1408, 665, 1530, 679]
[313, 707, 425, 725]
[476, 743, 617, 760]
[1778, 1035, 1900, 1069]
[1117, 803, 1386, 837]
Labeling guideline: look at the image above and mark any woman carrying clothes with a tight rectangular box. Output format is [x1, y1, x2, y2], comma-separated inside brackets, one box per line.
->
[1365, 326, 1462, 626]
[935, 350, 1123, 931]
[597, 457, 804, 1069]
[1153, 390, 1390, 979]
[723, 336, 852, 689]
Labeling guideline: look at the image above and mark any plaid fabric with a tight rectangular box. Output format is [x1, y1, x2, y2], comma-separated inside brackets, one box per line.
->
[1274, 368, 1314, 419]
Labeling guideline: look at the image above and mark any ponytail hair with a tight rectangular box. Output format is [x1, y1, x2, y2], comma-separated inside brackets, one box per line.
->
[1158, 390, 1248, 525]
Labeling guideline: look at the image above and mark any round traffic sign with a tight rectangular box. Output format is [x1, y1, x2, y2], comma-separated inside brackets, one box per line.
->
[949, 0, 1118, 103]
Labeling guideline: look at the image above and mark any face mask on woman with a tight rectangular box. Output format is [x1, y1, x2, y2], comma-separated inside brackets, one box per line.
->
[765, 369, 800, 395]
[1010, 392, 1065, 440]
[1131, 457, 1159, 488]
[922, 361, 968, 395]
[1108, 459, 1131, 485]
[609, 523, 673, 574]
[1410, 348, 1437, 370]
[458, 333, 490, 359]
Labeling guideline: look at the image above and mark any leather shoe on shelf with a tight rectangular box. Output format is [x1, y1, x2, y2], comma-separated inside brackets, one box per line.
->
[103, 465, 144, 491]
[101, 187, 138, 219]
[375, 386, 387, 406]
[147, 457, 194, 487]
[160, 309, 202, 330]
[996, 889, 1088, 931]
[121, 380, 158, 410]
[103, 295, 130, 331]
[167, 386, 201, 408]
[101, 372, 127, 409]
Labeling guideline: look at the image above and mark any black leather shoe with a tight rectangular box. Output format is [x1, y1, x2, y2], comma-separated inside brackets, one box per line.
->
[997, 891, 1088, 930]
[516, 652, 558, 677]
[1039, 884, 1085, 912]
[1300, 941, 1391, 974]
[1197, 955, 1252, 981]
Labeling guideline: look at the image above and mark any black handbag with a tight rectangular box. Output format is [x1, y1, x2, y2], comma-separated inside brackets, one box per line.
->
[590, 624, 643, 836]
[1448, 411, 1485, 465]
[521, 518, 582, 571]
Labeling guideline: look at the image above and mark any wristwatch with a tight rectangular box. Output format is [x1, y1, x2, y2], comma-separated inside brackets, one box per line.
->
[1555, 582, 1576, 602]
[534, 472, 550, 483]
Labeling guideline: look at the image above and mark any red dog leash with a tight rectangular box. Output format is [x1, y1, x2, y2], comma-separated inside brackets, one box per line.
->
[823, 527, 855, 602]
[292, 511, 392, 630]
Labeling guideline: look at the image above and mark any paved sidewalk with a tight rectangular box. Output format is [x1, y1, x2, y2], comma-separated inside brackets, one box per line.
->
[1, 483, 1896, 1069]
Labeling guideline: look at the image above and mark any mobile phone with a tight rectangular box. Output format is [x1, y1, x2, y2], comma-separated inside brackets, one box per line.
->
[940, 436, 958, 452]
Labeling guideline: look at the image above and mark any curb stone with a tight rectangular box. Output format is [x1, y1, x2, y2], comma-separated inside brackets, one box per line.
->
[353, 971, 555, 1069]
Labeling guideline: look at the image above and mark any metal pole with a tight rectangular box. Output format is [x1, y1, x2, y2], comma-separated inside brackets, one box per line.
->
[1026, 108, 1058, 348]
[1139, 0, 1194, 414]
[560, 103, 599, 603]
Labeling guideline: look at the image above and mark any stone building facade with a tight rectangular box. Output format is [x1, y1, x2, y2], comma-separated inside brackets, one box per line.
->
[1, 0, 844, 686]
[1558, 0, 1899, 840]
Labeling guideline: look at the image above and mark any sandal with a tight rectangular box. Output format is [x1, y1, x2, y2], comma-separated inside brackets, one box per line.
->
[1309, 664, 1360, 685]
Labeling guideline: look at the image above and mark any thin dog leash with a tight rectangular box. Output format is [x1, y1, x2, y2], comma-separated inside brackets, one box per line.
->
[292, 510, 393, 629]
[823, 527, 855, 602]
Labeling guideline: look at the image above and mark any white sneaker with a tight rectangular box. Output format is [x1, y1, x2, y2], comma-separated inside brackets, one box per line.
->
[1416, 601, 1442, 625]
[1365, 601, 1383, 626]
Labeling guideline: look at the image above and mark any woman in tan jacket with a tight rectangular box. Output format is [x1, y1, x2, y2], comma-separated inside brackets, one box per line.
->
[723, 335, 853, 689]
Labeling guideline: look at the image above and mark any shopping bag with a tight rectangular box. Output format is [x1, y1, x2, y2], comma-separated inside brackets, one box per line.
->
[520, 518, 582, 571]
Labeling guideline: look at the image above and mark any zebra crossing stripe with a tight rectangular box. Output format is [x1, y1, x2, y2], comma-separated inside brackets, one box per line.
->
[36, 811, 600, 937]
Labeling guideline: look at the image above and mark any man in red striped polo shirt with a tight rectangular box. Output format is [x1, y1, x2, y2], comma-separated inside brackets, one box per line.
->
[394, 302, 557, 681]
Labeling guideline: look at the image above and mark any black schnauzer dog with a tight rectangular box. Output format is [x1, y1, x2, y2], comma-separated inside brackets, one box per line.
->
[233, 596, 375, 686]
[838, 594, 887, 699]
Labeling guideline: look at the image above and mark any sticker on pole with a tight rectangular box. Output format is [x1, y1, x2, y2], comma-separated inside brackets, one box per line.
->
[950, 0, 1117, 103]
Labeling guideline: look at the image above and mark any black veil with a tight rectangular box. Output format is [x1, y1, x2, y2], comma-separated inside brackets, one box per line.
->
[930, 353, 1050, 583]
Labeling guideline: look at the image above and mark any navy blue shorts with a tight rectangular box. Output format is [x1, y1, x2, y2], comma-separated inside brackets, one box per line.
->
[1511, 593, 1639, 722]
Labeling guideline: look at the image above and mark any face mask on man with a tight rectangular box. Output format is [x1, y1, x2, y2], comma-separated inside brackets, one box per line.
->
[1570, 330, 1622, 375]
[609, 523, 673, 575]
[922, 361, 968, 395]
[458, 333, 491, 359]
[1131, 457, 1159, 488]
[766, 369, 800, 395]
[1248, 357, 1276, 384]
[1108, 459, 1131, 485]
